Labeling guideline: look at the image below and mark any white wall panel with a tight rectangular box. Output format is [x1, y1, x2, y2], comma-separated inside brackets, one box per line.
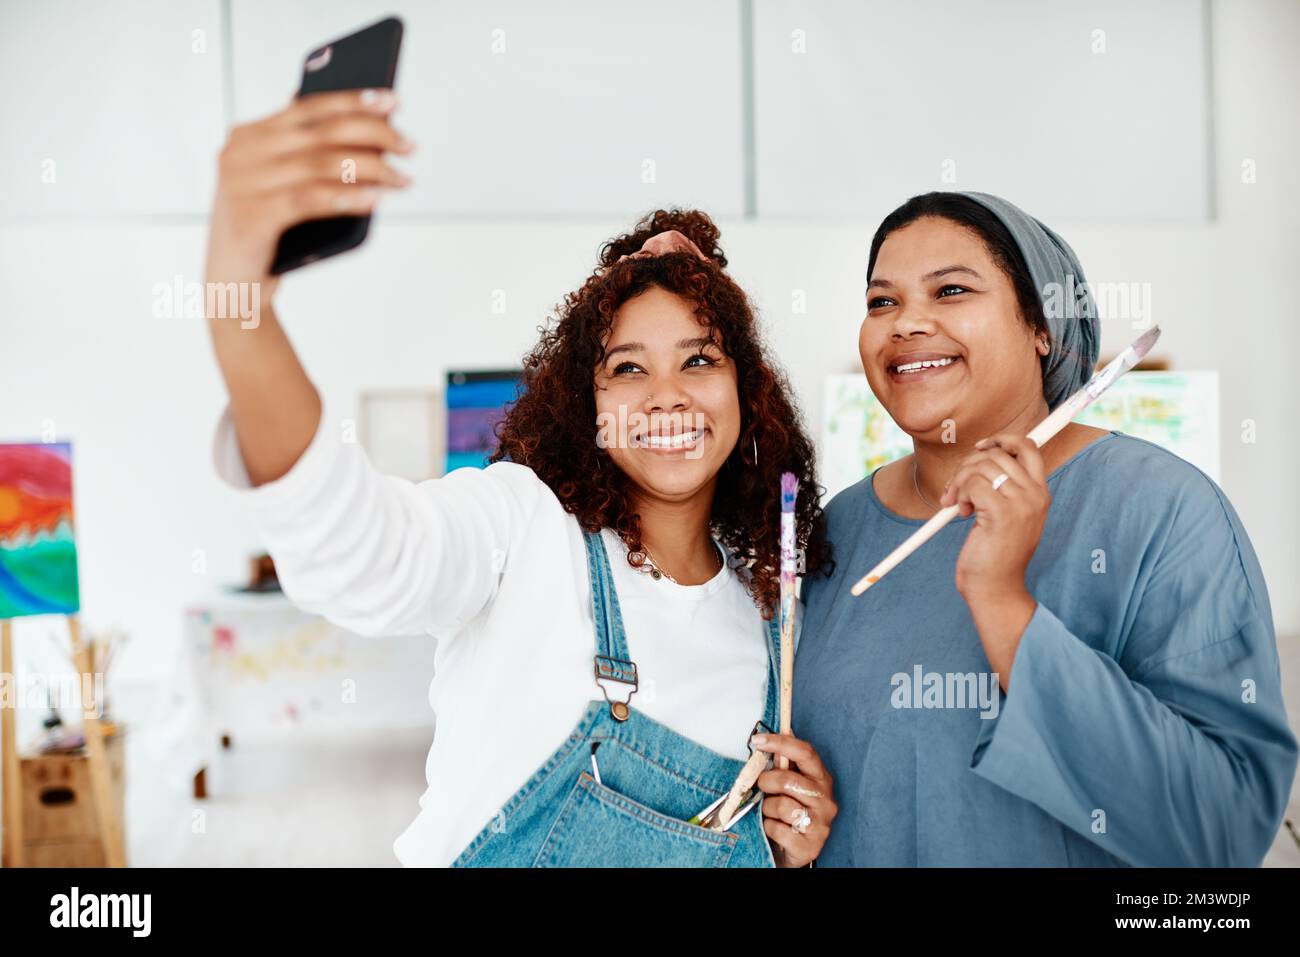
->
[0, 0, 226, 218]
[230, 1, 746, 218]
[754, 0, 1212, 221]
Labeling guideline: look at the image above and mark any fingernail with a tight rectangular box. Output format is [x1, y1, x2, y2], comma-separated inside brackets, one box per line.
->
[751, 733, 768, 746]
[395, 134, 415, 152]
[975, 438, 989, 449]
[393, 170, 412, 186]
[360, 89, 396, 111]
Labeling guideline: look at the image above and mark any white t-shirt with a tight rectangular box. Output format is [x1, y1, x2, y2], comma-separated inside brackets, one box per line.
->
[212, 406, 797, 867]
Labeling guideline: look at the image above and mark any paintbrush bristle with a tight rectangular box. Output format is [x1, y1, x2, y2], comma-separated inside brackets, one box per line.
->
[780, 471, 797, 511]
[1131, 325, 1161, 360]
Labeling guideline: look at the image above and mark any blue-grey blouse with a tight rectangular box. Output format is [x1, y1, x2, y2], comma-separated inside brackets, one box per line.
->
[794, 431, 1297, 866]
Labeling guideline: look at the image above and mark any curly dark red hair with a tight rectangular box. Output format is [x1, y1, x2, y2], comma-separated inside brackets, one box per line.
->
[490, 209, 830, 619]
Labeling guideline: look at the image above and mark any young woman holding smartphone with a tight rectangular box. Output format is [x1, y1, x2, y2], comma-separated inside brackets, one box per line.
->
[203, 89, 837, 867]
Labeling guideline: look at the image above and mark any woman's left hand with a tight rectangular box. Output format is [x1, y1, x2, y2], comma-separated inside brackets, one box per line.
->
[751, 732, 837, 867]
[940, 432, 1049, 688]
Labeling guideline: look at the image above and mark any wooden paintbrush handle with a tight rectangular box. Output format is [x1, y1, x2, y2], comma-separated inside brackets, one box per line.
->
[851, 504, 961, 595]
[778, 616, 795, 770]
[711, 748, 769, 830]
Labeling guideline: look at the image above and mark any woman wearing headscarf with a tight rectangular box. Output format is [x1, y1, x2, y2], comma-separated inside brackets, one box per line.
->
[793, 191, 1297, 866]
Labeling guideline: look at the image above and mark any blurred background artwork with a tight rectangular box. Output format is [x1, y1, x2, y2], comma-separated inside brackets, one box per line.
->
[820, 369, 1223, 499]
[445, 369, 522, 472]
[0, 442, 80, 619]
[359, 389, 441, 481]
[152, 592, 437, 800]
[1074, 370, 1221, 480]
[820, 377, 917, 500]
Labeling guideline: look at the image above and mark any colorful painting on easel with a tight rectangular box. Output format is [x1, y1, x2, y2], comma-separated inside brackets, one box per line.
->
[0, 442, 80, 618]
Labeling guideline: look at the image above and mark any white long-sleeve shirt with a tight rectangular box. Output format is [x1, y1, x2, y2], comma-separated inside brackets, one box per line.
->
[212, 405, 791, 866]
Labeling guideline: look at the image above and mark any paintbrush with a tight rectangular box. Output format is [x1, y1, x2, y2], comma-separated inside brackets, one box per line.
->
[100, 629, 119, 676]
[698, 747, 769, 830]
[46, 629, 71, 665]
[777, 472, 798, 770]
[850, 325, 1162, 597]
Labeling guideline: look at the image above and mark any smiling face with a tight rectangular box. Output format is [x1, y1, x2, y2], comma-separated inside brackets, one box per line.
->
[860, 216, 1047, 442]
[594, 286, 741, 503]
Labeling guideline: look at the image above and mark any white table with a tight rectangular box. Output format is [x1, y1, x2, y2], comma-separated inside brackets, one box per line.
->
[151, 592, 438, 797]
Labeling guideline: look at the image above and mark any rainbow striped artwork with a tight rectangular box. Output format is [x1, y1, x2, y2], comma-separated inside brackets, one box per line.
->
[0, 442, 80, 618]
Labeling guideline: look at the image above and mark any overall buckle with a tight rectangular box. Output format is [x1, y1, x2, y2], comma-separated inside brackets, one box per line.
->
[593, 655, 638, 722]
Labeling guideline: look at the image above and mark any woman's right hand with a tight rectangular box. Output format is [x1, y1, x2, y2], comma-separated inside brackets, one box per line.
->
[203, 88, 414, 302]
[751, 731, 838, 867]
[203, 89, 413, 486]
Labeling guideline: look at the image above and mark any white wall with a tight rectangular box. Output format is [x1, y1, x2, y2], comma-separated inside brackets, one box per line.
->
[228, 0, 748, 217]
[1, 0, 1297, 689]
[754, 0, 1214, 221]
[0, 0, 226, 218]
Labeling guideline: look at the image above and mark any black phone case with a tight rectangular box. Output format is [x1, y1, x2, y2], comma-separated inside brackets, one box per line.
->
[269, 16, 404, 275]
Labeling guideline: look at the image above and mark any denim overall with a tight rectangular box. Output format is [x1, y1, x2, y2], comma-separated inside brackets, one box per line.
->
[452, 530, 780, 867]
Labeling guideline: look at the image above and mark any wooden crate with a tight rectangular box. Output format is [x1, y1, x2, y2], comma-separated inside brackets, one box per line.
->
[19, 730, 125, 866]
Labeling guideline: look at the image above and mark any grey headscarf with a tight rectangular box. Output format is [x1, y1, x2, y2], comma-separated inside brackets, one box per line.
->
[958, 191, 1099, 409]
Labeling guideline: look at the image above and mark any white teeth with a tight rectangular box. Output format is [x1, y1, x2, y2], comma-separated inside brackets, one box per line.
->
[638, 430, 704, 449]
[893, 357, 956, 374]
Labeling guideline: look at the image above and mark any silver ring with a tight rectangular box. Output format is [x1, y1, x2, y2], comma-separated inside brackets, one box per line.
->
[793, 811, 812, 834]
[991, 473, 1008, 492]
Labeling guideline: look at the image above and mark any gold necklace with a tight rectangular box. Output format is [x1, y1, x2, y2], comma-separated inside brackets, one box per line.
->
[641, 540, 723, 584]
[911, 458, 941, 510]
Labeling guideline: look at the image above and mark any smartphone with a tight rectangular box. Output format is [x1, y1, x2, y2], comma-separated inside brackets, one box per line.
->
[269, 16, 404, 275]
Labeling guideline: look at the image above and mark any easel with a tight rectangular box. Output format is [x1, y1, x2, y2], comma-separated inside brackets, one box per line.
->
[1, 616, 125, 868]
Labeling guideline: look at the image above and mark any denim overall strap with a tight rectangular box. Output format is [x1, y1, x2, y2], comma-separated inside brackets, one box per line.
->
[761, 615, 781, 733]
[584, 530, 637, 718]
[451, 529, 781, 867]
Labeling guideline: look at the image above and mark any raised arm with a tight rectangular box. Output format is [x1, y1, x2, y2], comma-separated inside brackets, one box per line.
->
[202, 92, 541, 639]
[203, 89, 412, 485]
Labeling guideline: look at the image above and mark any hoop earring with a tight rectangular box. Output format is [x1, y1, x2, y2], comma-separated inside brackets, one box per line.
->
[748, 436, 758, 467]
